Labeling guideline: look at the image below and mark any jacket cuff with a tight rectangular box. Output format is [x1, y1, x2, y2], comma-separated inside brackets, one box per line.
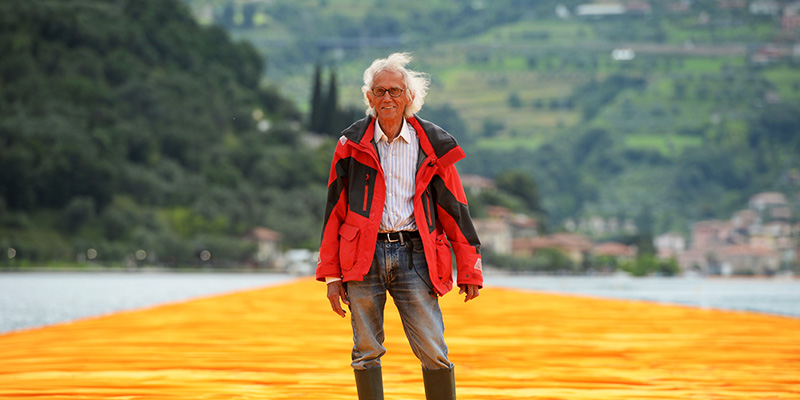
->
[315, 262, 342, 282]
[456, 258, 484, 288]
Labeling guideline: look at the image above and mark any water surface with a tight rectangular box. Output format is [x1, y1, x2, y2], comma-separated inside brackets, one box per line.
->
[0, 272, 293, 333]
[486, 274, 800, 317]
[2, 272, 797, 334]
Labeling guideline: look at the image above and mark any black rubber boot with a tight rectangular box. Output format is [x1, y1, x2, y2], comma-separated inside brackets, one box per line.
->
[422, 366, 456, 400]
[354, 366, 384, 400]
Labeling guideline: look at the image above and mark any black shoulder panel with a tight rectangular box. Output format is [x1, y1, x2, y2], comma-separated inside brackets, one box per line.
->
[415, 116, 459, 159]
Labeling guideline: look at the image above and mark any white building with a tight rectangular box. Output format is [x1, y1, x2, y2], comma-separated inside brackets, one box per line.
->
[576, 3, 625, 17]
[655, 232, 686, 259]
[749, 0, 781, 15]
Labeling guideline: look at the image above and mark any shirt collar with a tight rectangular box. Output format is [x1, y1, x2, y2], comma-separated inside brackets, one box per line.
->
[374, 119, 411, 144]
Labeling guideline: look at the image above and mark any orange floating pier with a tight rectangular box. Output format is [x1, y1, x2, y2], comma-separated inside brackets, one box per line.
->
[1, 278, 799, 399]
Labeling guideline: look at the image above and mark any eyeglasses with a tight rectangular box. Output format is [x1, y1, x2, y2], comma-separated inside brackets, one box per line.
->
[371, 87, 405, 98]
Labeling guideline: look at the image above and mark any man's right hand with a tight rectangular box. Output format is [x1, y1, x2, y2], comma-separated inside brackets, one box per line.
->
[326, 280, 350, 318]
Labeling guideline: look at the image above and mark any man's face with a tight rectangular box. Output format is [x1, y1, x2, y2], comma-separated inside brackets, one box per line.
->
[368, 70, 412, 122]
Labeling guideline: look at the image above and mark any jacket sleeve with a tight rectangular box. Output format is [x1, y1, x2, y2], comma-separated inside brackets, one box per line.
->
[432, 164, 483, 288]
[316, 137, 350, 282]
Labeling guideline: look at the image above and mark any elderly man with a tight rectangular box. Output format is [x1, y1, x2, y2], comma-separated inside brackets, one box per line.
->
[316, 52, 483, 400]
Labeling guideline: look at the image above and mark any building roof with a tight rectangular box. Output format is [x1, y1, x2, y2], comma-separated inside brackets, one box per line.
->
[693, 220, 733, 231]
[749, 192, 788, 207]
[550, 233, 594, 251]
[733, 209, 759, 219]
[770, 206, 792, 220]
[460, 174, 496, 191]
[625, 1, 652, 13]
[251, 227, 282, 242]
[593, 242, 636, 257]
[486, 206, 512, 219]
[509, 214, 539, 229]
[512, 234, 594, 253]
[657, 231, 686, 239]
[513, 237, 557, 249]
[668, 0, 690, 13]
[473, 219, 511, 234]
[719, 245, 777, 257]
[732, 209, 760, 229]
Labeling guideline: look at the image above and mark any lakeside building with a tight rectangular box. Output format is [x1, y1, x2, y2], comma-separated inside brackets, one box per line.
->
[464, 174, 795, 276]
[676, 191, 799, 275]
[250, 227, 282, 268]
[655, 232, 686, 259]
[473, 218, 513, 255]
[512, 233, 594, 264]
[593, 241, 637, 262]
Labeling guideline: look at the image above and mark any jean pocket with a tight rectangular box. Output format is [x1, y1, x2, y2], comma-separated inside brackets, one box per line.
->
[411, 250, 435, 290]
[410, 237, 424, 253]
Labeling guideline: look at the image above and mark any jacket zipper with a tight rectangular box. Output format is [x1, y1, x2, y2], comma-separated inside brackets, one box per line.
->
[363, 173, 370, 212]
[424, 187, 434, 229]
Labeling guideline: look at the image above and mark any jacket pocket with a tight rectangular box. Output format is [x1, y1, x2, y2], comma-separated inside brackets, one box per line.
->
[350, 164, 377, 218]
[339, 223, 360, 270]
[434, 234, 453, 281]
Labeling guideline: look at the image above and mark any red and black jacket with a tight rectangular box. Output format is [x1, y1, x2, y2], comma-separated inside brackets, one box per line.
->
[316, 115, 483, 296]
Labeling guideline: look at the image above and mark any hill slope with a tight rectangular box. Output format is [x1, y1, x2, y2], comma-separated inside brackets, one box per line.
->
[0, 0, 327, 266]
[186, 0, 800, 233]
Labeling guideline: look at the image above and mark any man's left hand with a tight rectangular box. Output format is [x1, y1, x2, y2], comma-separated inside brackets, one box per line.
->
[458, 284, 480, 303]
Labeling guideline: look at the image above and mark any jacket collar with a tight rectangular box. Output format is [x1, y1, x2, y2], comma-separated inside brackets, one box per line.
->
[374, 118, 413, 144]
[342, 116, 465, 167]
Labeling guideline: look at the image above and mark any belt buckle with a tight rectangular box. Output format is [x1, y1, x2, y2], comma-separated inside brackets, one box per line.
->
[386, 232, 399, 243]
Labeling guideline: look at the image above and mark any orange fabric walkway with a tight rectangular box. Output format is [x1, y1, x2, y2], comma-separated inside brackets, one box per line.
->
[1, 277, 798, 399]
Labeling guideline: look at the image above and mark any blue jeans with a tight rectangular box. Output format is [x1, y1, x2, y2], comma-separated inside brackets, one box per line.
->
[347, 238, 452, 371]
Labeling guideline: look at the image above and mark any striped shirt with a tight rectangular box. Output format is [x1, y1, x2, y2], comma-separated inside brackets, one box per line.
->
[374, 119, 418, 233]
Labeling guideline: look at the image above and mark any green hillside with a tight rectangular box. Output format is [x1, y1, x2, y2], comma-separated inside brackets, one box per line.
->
[0, 0, 326, 266]
[186, 0, 800, 233]
[2, 0, 799, 268]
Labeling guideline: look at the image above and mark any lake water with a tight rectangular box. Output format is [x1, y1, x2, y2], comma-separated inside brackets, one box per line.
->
[0, 272, 797, 334]
[486, 274, 800, 317]
[0, 272, 294, 334]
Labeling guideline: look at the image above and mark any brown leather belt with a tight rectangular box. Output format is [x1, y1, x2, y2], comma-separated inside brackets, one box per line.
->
[376, 231, 420, 243]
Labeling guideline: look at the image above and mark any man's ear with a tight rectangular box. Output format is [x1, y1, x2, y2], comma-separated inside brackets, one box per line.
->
[366, 93, 376, 109]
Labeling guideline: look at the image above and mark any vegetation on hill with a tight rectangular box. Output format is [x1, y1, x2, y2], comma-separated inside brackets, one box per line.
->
[0, 0, 549, 268]
[186, 0, 800, 236]
[0, 0, 326, 267]
[2, 0, 800, 269]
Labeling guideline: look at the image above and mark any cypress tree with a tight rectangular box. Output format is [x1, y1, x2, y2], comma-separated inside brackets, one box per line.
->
[324, 68, 339, 135]
[310, 62, 324, 133]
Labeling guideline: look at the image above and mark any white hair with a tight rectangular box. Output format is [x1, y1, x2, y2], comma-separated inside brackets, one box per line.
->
[361, 52, 430, 118]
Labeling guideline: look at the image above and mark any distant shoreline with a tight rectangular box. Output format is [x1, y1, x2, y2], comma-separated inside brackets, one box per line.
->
[0, 265, 292, 274]
[3, 265, 797, 280]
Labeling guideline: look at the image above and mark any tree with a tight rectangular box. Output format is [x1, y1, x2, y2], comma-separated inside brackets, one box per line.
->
[482, 118, 505, 137]
[495, 170, 543, 215]
[418, 104, 470, 146]
[324, 68, 339, 135]
[507, 92, 522, 108]
[0, 0, 328, 267]
[309, 63, 324, 133]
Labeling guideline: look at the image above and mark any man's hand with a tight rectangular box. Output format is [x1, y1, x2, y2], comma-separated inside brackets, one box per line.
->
[458, 284, 480, 303]
[326, 280, 350, 318]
